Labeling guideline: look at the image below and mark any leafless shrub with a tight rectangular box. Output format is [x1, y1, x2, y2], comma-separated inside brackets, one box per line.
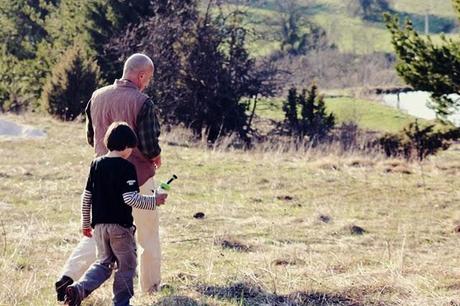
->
[271, 50, 402, 93]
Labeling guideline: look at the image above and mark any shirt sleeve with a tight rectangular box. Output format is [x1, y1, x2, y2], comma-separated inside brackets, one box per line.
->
[81, 162, 94, 229]
[81, 190, 92, 229]
[121, 162, 156, 210]
[121, 163, 140, 194]
[85, 100, 94, 147]
[136, 98, 161, 159]
[122, 191, 156, 210]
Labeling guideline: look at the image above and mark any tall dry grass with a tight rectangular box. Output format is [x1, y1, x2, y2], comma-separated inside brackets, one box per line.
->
[0, 114, 460, 305]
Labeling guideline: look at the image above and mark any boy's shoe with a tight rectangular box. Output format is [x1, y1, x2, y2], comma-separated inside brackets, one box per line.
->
[55, 275, 73, 302]
[64, 285, 82, 306]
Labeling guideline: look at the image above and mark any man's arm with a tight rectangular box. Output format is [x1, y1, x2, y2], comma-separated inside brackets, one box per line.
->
[85, 101, 94, 147]
[136, 98, 161, 160]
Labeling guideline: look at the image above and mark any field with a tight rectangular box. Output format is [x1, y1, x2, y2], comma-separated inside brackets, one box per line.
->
[251, 96, 423, 133]
[1, 113, 460, 305]
[220, 0, 458, 57]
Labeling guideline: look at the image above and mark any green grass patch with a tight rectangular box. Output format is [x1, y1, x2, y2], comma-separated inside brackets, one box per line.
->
[325, 97, 424, 133]
[251, 96, 424, 133]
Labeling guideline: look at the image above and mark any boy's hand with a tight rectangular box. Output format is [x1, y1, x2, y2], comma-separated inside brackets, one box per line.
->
[83, 228, 92, 238]
[155, 193, 168, 206]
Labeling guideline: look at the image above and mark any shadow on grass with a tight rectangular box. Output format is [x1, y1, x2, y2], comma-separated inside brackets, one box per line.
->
[153, 295, 205, 306]
[198, 282, 361, 306]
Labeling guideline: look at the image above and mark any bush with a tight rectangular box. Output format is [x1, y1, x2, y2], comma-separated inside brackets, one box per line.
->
[338, 121, 359, 151]
[377, 121, 460, 161]
[41, 45, 100, 121]
[282, 85, 335, 143]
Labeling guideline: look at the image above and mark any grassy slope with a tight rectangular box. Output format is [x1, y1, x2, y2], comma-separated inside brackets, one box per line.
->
[224, 0, 457, 56]
[253, 96, 421, 133]
[325, 97, 422, 133]
[1, 114, 460, 305]
[393, 0, 455, 17]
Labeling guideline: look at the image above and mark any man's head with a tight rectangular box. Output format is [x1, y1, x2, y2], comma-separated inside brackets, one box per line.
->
[104, 122, 138, 159]
[122, 53, 154, 92]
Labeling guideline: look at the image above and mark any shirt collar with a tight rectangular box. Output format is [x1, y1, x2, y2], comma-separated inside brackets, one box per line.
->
[114, 79, 139, 90]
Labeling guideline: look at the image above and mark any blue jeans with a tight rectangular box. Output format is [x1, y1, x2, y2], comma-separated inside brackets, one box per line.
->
[72, 224, 137, 306]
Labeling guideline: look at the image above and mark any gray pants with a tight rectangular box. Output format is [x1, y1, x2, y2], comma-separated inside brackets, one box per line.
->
[61, 178, 161, 293]
[72, 224, 137, 306]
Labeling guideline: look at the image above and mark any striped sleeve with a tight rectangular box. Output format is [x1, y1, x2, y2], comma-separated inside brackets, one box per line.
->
[122, 191, 156, 210]
[81, 189, 92, 229]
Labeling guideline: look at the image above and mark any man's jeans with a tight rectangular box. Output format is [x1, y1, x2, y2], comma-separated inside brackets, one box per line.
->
[72, 224, 137, 306]
[60, 177, 161, 292]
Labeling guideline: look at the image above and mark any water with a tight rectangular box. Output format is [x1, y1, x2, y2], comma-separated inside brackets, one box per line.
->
[382, 91, 460, 126]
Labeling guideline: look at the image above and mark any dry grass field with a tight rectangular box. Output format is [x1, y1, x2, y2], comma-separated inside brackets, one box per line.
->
[1, 114, 460, 305]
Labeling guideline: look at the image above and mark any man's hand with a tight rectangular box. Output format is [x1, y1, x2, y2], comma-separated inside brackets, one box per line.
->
[152, 155, 161, 169]
[83, 228, 92, 238]
[155, 193, 168, 206]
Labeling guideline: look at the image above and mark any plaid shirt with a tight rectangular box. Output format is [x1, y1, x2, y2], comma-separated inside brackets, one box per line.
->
[85, 98, 161, 159]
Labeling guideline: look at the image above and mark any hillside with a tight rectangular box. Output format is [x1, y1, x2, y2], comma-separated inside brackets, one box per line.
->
[252, 96, 426, 133]
[217, 0, 458, 57]
[1, 114, 460, 305]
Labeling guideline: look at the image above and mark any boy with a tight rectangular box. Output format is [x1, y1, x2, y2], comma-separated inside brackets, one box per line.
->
[65, 122, 167, 306]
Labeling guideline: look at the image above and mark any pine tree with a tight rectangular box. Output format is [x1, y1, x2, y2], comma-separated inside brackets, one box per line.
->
[384, 1, 460, 121]
[299, 84, 335, 142]
[0, 0, 54, 60]
[41, 45, 100, 120]
[283, 84, 335, 142]
[0, 0, 58, 109]
[283, 87, 299, 134]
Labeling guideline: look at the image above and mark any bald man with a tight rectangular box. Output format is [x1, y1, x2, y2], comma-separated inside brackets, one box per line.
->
[56, 54, 163, 301]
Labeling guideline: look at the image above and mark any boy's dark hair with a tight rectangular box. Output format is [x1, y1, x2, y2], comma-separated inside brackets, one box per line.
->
[104, 122, 138, 151]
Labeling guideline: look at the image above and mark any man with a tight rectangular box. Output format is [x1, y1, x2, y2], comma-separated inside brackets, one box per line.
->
[56, 53, 163, 301]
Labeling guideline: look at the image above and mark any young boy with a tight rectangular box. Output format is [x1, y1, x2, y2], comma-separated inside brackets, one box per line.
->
[65, 122, 167, 306]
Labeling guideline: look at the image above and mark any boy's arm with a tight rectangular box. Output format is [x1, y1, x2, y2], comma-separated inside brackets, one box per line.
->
[121, 163, 167, 210]
[122, 191, 167, 210]
[81, 189, 92, 237]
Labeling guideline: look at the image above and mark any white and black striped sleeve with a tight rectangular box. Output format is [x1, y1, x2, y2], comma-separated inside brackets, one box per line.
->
[122, 191, 156, 210]
[81, 189, 92, 229]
